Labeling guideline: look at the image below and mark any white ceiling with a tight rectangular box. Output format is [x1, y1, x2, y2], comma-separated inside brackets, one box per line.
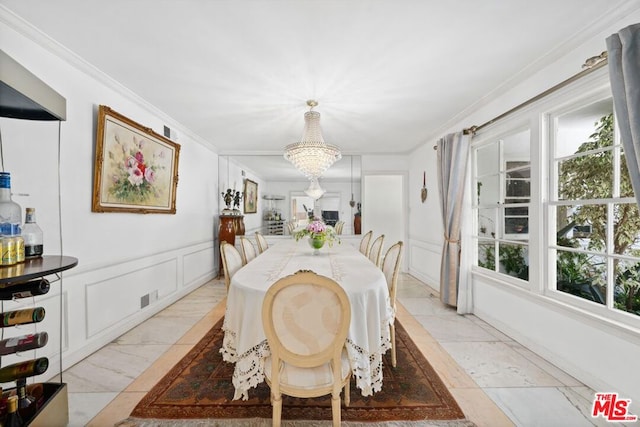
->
[0, 0, 630, 160]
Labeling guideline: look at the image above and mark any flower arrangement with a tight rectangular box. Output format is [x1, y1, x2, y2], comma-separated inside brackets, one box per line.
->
[293, 218, 340, 247]
[108, 135, 167, 203]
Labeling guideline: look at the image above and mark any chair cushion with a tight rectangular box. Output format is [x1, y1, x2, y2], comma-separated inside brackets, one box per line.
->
[264, 348, 351, 390]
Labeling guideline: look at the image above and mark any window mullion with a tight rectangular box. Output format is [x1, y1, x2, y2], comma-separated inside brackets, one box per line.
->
[606, 203, 615, 309]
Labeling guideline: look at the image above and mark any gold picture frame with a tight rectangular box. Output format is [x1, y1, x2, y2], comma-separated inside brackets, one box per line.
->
[92, 105, 180, 214]
[243, 179, 258, 214]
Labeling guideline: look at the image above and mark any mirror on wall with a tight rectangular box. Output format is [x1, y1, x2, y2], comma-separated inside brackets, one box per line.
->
[218, 155, 361, 235]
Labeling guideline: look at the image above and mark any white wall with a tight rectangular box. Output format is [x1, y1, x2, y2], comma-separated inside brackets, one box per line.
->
[363, 174, 405, 256]
[408, 5, 640, 408]
[0, 13, 219, 374]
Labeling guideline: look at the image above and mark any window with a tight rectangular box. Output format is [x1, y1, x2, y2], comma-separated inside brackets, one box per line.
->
[471, 75, 640, 329]
[473, 129, 531, 282]
[549, 98, 640, 318]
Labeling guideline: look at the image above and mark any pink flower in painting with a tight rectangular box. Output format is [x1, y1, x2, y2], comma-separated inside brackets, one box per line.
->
[110, 135, 166, 202]
[125, 156, 138, 169]
[144, 168, 156, 184]
[128, 167, 144, 186]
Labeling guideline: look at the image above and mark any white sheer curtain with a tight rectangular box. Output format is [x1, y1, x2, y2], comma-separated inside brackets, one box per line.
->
[607, 23, 640, 207]
[437, 131, 471, 310]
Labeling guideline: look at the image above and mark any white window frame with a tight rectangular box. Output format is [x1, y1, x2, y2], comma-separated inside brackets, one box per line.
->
[471, 124, 532, 287]
[469, 67, 640, 333]
[545, 92, 640, 326]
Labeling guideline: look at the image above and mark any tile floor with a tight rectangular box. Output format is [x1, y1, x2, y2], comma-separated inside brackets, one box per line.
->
[59, 274, 623, 427]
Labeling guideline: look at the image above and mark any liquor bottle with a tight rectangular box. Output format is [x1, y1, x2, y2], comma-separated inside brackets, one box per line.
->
[0, 358, 48, 383]
[21, 208, 43, 259]
[25, 383, 44, 413]
[0, 279, 50, 301]
[0, 332, 48, 356]
[4, 395, 23, 427]
[0, 386, 6, 420]
[15, 378, 36, 421]
[0, 172, 22, 237]
[0, 308, 45, 328]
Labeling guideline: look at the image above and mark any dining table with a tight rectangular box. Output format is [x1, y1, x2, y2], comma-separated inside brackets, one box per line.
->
[220, 238, 395, 400]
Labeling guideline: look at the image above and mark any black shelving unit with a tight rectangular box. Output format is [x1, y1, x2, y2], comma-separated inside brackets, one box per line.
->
[0, 256, 77, 426]
[1, 49, 72, 425]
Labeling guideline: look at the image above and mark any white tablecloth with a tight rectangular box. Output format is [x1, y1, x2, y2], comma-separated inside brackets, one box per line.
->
[221, 238, 395, 400]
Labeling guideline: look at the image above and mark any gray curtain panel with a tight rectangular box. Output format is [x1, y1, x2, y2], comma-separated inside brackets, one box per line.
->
[607, 23, 640, 207]
[437, 131, 471, 307]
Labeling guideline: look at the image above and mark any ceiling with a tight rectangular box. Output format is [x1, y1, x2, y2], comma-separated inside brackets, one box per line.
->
[0, 0, 631, 161]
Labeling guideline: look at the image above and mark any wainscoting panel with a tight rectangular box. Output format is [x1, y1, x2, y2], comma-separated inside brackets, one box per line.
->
[408, 238, 441, 288]
[183, 246, 215, 286]
[86, 258, 178, 338]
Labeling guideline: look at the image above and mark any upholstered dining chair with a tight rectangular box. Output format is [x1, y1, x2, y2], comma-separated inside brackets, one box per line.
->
[334, 221, 345, 235]
[358, 230, 373, 257]
[220, 241, 244, 293]
[255, 231, 269, 254]
[368, 234, 385, 267]
[261, 270, 352, 427]
[239, 236, 257, 265]
[381, 241, 403, 367]
[286, 220, 297, 235]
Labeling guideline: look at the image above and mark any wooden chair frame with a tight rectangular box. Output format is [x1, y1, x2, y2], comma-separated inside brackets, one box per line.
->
[368, 234, 385, 267]
[255, 231, 269, 254]
[358, 230, 373, 257]
[239, 236, 257, 265]
[220, 241, 243, 293]
[262, 270, 352, 427]
[381, 241, 403, 367]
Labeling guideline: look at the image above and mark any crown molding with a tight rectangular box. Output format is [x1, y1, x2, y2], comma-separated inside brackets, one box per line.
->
[414, 0, 640, 152]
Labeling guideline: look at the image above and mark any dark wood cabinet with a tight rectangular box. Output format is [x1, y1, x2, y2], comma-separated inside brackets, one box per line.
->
[218, 215, 237, 278]
[233, 215, 245, 236]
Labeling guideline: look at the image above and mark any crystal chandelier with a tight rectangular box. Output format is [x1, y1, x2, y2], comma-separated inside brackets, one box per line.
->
[284, 100, 342, 180]
[304, 178, 326, 200]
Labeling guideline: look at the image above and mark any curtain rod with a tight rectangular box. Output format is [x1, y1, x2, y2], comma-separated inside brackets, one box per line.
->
[433, 51, 609, 150]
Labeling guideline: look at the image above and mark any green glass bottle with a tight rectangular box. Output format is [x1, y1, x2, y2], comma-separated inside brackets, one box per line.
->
[0, 308, 45, 328]
[0, 358, 48, 383]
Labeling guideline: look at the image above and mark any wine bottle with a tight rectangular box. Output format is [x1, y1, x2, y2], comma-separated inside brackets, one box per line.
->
[4, 395, 23, 427]
[0, 308, 45, 328]
[21, 208, 43, 259]
[0, 279, 50, 301]
[0, 172, 22, 237]
[25, 383, 44, 413]
[0, 332, 48, 356]
[15, 379, 36, 421]
[0, 358, 48, 383]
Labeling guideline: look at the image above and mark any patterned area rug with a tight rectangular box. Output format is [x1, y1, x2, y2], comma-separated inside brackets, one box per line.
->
[119, 317, 471, 425]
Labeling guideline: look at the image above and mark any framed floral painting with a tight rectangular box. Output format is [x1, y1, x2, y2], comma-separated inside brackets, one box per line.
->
[243, 179, 258, 214]
[92, 105, 181, 214]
